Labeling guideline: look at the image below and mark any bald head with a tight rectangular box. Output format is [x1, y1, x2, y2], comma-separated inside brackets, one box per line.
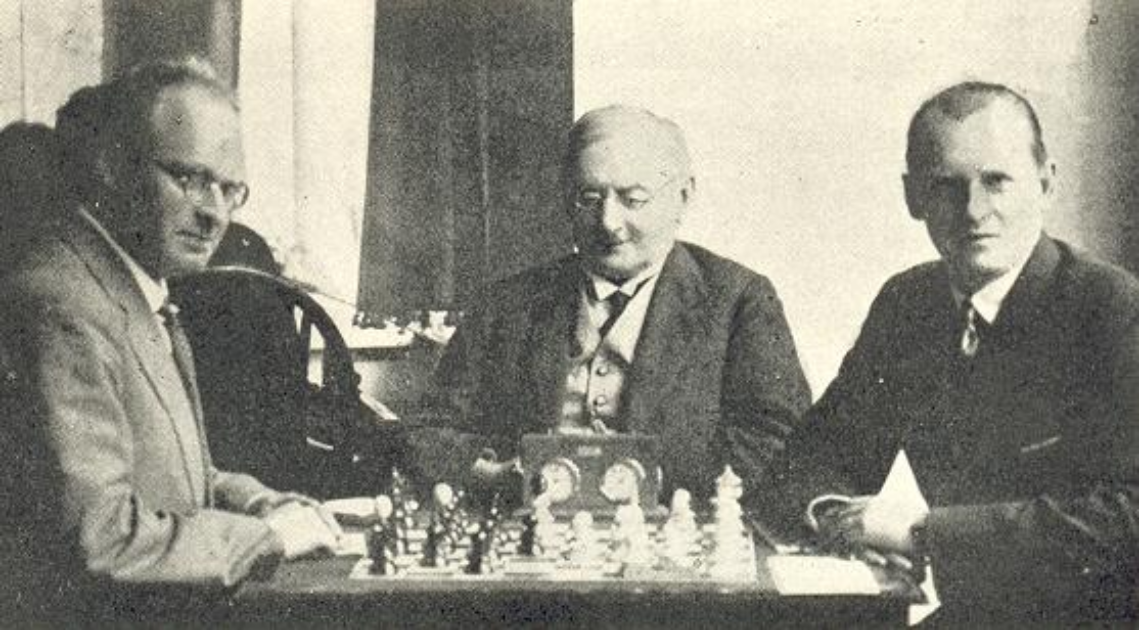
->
[565, 105, 692, 182]
[564, 105, 694, 282]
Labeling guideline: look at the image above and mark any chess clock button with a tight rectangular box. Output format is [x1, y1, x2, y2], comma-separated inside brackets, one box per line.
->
[538, 457, 581, 504]
[600, 458, 647, 504]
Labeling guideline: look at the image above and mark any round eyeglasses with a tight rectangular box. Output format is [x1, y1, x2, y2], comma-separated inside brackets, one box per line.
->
[152, 159, 250, 210]
[570, 174, 682, 213]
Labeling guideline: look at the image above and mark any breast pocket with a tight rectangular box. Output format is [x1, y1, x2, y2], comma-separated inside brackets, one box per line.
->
[1009, 432, 1080, 494]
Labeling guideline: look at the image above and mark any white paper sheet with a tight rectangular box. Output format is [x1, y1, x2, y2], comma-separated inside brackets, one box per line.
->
[878, 450, 940, 625]
[767, 555, 880, 595]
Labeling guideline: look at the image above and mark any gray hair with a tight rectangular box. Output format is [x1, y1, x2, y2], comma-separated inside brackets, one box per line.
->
[564, 105, 692, 180]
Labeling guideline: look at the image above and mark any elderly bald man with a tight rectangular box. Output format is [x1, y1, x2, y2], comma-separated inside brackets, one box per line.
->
[435, 105, 811, 506]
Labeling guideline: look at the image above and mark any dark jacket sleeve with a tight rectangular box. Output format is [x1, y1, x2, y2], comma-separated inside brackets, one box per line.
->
[923, 312, 1139, 614]
[719, 274, 812, 509]
[775, 279, 903, 524]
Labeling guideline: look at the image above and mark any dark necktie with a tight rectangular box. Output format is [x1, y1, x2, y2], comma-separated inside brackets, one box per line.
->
[158, 302, 200, 408]
[958, 299, 981, 358]
[598, 290, 633, 339]
[159, 301, 214, 503]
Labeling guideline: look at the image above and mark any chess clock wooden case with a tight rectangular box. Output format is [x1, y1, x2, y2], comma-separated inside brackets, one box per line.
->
[520, 434, 662, 516]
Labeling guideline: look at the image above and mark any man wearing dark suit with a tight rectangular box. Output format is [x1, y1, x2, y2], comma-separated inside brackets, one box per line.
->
[781, 82, 1139, 622]
[0, 59, 339, 618]
[437, 105, 811, 504]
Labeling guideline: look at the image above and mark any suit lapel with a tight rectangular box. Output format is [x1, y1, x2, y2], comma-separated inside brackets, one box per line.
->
[623, 245, 708, 433]
[62, 217, 207, 503]
[936, 235, 1063, 490]
[985, 235, 1061, 348]
[519, 260, 580, 431]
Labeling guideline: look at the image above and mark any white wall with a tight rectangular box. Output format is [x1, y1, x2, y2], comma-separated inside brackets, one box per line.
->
[239, 0, 375, 304]
[575, 0, 1095, 394]
[0, 0, 103, 127]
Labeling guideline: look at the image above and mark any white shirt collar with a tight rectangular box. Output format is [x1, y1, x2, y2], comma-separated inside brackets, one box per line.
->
[950, 246, 1034, 325]
[79, 207, 169, 313]
[588, 260, 665, 303]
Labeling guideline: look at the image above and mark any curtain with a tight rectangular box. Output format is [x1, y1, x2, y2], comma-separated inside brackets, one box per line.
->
[238, 0, 376, 305]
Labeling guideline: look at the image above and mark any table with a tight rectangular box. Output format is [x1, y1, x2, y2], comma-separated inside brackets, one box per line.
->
[231, 544, 919, 628]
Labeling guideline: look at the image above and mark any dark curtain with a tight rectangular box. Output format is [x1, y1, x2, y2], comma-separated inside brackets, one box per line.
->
[103, 0, 240, 85]
[356, 0, 574, 316]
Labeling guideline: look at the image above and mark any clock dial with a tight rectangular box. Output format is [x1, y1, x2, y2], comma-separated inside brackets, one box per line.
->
[600, 458, 646, 504]
[538, 457, 581, 503]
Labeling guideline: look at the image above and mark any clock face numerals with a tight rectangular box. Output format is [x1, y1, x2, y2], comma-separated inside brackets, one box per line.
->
[538, 457, 581, 503]
[600, 458, 646, 504]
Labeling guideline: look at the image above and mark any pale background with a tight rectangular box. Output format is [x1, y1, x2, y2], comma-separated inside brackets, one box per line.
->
[2, 0, 1136, 395]
[576, 0, 1134, 391]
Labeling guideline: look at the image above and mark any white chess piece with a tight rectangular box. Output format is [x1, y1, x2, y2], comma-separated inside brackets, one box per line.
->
[568, 511, 601, 565]
[667, 489, 698, 535]
[532, 493, 560, 556]
[613, 503, 653, 566]
[374, 495, 394, 521]
[716, 465, 743, 501]
[433, 482, 456, 510]
[709, 467, 750, 579]
[661, 489, 699, 567]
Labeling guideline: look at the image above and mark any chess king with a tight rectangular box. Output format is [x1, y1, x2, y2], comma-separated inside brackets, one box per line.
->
[435, 104, 811, 511]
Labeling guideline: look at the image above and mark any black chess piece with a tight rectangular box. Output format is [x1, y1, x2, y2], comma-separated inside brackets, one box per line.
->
[389, 468, 412, 556]
[421, 524, 440, 568]
[466, 500, 504, 575]
[367, 520, 395, 575]
[390, 467, 408, 503]
[422, 517, 452, 568]
[465, 528, 488, 575]
[519, 512, 539, 557]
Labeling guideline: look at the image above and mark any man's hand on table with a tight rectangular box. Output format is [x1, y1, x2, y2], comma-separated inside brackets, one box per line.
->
[469, 449, 522, 490]
[811, 494, 928, 578]
[264, 501, 344, 559]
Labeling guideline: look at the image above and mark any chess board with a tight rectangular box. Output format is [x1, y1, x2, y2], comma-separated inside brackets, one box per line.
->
[348, 517, 759, 583]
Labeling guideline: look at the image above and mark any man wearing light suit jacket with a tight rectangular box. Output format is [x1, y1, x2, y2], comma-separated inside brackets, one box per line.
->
[0, 58, 340, 620]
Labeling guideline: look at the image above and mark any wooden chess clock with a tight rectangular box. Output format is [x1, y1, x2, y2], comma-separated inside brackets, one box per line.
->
[519, 433, 662, 517]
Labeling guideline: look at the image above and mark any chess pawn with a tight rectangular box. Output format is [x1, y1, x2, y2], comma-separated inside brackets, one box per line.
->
[390, 467, 408, 500]
[422, 485, 456, 569]
[568, 511, 601, 565]
[613, 503, 653, 566]
[367, 521, 396, 575]
[665, 489, 699, 538]
[532, 493, 560, 557]
[519, 512, 541, 557]
[660, 490, 699, 567]
[465, 528, 490, 575]
[366, 494, 396, 571]
[422, 517, 452, 568]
